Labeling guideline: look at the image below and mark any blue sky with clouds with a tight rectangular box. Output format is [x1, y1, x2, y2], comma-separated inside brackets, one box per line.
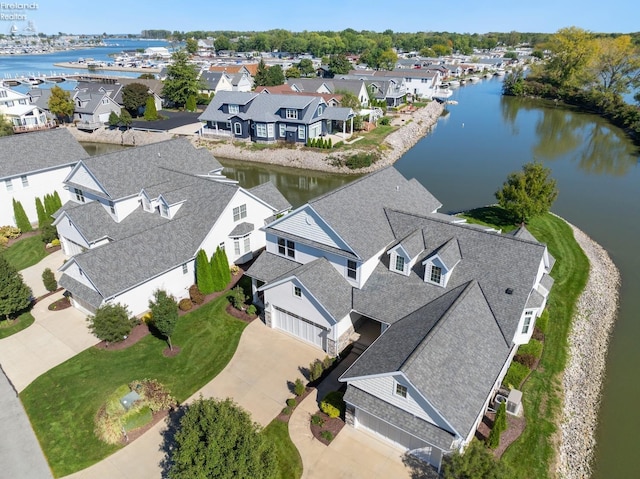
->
[3, 0, 638, 35]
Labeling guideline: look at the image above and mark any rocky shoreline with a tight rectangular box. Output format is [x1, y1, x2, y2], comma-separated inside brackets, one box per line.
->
[557, 221, 620, 479]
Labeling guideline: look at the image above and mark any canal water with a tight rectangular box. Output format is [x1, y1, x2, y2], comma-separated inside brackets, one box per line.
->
[217, 79, 640, 478]
[81, 77, 639, 477]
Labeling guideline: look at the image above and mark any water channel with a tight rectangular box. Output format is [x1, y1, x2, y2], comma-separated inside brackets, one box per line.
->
[82, 77, 640, 477]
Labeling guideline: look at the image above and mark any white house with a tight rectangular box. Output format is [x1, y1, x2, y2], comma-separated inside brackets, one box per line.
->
[245, 167, 554, 471]
[54, 138, 290, 316]
[0, 84, 54, 133]
[0, 129, 89, 227]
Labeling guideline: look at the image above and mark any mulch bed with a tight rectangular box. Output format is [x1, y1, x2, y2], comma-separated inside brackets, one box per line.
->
[162, 346, 182, 358]
[476, 410, 527, 458]
[34, 287, 64, 304]
[48, 296, 71, 311]
[276, 387, 314, 423]
[4, 230, 39, 247]
[310, 411, 345, 446]
[177, 270, 245, 317]
[225, 304, 257, 323]
[94, 323, 150, 351]
[121, 408, 170, 444]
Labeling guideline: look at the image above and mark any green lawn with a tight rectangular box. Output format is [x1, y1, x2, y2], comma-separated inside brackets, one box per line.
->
[341, 125, 398, 150]
[20, 296, 246, 477]
[263, 419, 303, 479]
[1, 234, 46, 271]
[465, 210, 588, 478]
[0, 312, 34, 339]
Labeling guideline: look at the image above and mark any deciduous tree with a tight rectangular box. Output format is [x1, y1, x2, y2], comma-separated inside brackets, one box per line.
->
[149, 290, 179, 351]
[544, 27, 597, 89]
[297, 58, 315, 77]
[442, 439, 512, 479]
[495, 162, 558, 223]
[87, 303, 135, 344]
[48, 85, 74, 123]
[0, 113, 13, 136]
[328, 54, 352, 76]
[590, 35, 640, 97]
[185, 38, 198, 55]
[0, 256, 32, 321]
[168, 397, 276, 479]
[122, 82, 150, 117]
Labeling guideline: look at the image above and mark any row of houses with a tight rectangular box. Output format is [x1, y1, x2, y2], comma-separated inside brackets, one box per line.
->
[1, 129, 553, 472]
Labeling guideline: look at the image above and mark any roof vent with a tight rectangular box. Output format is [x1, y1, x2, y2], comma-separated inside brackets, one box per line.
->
[396, 185, 400, 191]
[505, 288, 514, 295]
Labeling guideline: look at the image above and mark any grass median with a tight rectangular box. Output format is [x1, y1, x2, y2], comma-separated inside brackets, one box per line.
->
[20, 296, 246, 477]
[2, 234, 47, 271]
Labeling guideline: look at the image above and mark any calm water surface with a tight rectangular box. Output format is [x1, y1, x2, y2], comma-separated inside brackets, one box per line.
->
[82, 77, 639, 477]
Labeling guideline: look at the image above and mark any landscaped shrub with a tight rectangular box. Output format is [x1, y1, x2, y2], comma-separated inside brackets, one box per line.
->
[42, 268, 57, 292]
[286, 398, 296, 408]
[322, 356, 334, 370]
[504, 361, 529, 388]
[246, 304, 257, 316]
[178, 298, 193, 311]
[229, 286, 247, 310]
[344, 152, 379, 169]
[51, 238, 60, 247]
[12, 199, 32, 232]
[41, 224, 58, 244]
[128, 379, 176, 412]
[334, 141, 343, 148]
[35, 197, 48, 229]
[517, 339, 543, 358]
[320, 391, 345, 419]
[87, 303, 136, 344]
[195, 249, 214, 294]
[320, 430, 334, 442]
[189, 284, 205, 305]
[0, 226, 21, 240]
[311, 414, 324, 426]
[281, 406, 292, 416]
[379, 116, 391, 126]
[309, 359, 324, 382]
[294, 378, 305, 396]
[514, 353, 536, 369]
[487, 402, 507, 449]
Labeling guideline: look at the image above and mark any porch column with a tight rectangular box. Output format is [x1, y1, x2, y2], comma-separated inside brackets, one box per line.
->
[251, 277, 259, 304]
[350, 117, 354, 134]
[343, 121, 346, 138]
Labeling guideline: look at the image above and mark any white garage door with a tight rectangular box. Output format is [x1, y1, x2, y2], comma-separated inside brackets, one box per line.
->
[274, 307, 325, 349]
[356, 408, 429, 451]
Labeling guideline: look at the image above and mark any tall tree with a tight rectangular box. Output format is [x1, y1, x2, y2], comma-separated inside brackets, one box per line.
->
[544, 27, 597, 89]
[195, 249, 214, 294]
[185, 38, 198, 55]
[122, 82, 150, 117]
[0, 256, 32, 321]
[590, 35, 640, 97]
[35, 197, 48, 229]
[144, 96, 158, 120]
[378, 49, 398, 71]
[297, 58, 315, 77]
[12, 199, 32, 232]
[265, 65, 285, 86]
[149, 290, 179, 351]
[0, 113, 13, 136]
[253, 59, 269, 87]
[328, 54, 352, 76]
[495, 162, 559, 223]
[168, 398, 276, 479]
[48, 85, 74, 123]
[162, 49, 203, 108]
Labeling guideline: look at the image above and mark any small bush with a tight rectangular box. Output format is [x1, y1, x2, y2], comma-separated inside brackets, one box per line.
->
[246, 304, 257, 316]
[189, 284, 205, 305]
[311, 414, 324, 426]
[94, 405, 123, 445]
[504, 361, 529, 388]
[0, 225, 21, 240]
[344, 152, 379, 169]
[309, 359, 324, 382]
[379, 116, 391, 125]
[41, 224, 58, 244]
[487, 402, 507, 449]
[229, 286, 247, 310]
[334, 141, 343, 148]
[51, 238, 60, 247]
[294, 378, 305, 396]
[514, 353, 536, 368]
[281, 406, 292, 416]
[230, 264, 240, 275]
[141, 312, 153, 324]
[42, 268, 57, 292]
[286, 398, 296, 408]
[178, 298, 193, 311]
[129, 379, 176, 412]
[320, 430, 334, 442]
[322, 356, 334, 370]
[518, 339, 543, 358]
[320, 391, 345, 419]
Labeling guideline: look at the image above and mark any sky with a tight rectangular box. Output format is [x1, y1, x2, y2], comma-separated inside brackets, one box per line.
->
[2, 0, 638, 36]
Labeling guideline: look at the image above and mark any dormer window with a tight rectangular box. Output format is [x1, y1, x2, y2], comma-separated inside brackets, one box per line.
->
[318, 105, 323, 115]
[395, 255, 405, 273]
[286, 108, 298, 119]
[347, 260, 357, 280]
[430, 265, 442, 285]
[229, 104, 239, 114]
[141, 195, 151, 212]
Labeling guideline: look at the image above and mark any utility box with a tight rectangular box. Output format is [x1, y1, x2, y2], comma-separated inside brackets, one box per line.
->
[506, 389, 522, 416]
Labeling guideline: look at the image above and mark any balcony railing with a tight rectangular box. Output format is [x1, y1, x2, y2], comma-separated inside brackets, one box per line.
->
[13, 121, 57, 134]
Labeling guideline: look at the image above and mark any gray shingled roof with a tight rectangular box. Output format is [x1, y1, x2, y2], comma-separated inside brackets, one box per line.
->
[73, 138, 223, 200]
[245, 251, 301, 283]
[398, 229, 425, 260]
[526, 288, 545, 309]
[0, 128, 88, 179]
[343, 386, 455, 451]
[229, 222, 254, 237]
[248, 182, 292, 213]
[436, 238, 462, 269]
[540, 273, 555, 292]
[58, 274, 104, 309]
[344, 281, 510, 439]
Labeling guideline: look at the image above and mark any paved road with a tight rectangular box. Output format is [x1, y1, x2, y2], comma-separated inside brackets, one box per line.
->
[0, 366, 53, 479]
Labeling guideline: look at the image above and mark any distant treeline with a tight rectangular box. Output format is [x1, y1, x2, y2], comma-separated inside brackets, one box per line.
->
[141, 28, 640, 56]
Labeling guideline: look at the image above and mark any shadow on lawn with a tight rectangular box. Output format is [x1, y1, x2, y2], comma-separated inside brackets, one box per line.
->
[461, 205, 517, 230]
[159, 406, 186, 479]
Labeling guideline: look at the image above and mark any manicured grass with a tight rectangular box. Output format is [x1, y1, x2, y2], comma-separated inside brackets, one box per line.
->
[341, 125, 398, 150]
[1, 234, 46, 271]
[20, 296, 246, 477]
[0, 312, 34, 339]
[263, 419, 303, 479]
[501, 213, 589, 478]
[459, 205, 518, 233]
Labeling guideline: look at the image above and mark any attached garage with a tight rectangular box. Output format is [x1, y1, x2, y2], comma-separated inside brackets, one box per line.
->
[274, 307, 325, 350]
[356, 408, 430, 451]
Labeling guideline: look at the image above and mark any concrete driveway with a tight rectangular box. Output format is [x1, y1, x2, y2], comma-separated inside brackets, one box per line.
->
[20, 250, 65, 299]
[64, 320, 324, 479]
[0, 291, 97, 392]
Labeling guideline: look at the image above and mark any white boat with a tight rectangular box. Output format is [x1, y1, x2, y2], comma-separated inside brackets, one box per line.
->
[494, 69, 506, 76]
[448, 79, 460, 87]
[483, 72, 492, 79]
[468, 76, 480, 82]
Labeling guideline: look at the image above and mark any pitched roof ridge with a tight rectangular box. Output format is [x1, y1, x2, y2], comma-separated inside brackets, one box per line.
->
[401, 281, 476, 371]
[310, 167, 398, 204]
[475, 281, 511, 346]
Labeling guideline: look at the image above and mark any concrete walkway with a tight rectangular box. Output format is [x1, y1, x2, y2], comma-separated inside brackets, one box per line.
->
[0, 366, 53, 479]
[0, 291, 97, 392]
[289, 389, 412, 479]
[64, 321, 323, 479]
[20, 249, 65, 298]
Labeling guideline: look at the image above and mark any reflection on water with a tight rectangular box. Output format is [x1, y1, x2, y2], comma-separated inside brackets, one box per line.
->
[80, 142, 130, 156]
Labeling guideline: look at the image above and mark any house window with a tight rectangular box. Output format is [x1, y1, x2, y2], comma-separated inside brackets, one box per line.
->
[6, 100, 14, 107]
[229, 104, 239, 114]
[74, 187, 85, 203]
[182, 263, 188, 274]
[522, 311, 534, 334]
[233, 204, 247, 222]
[102, 98, 109, 104]
[347, 260, 357, 280]
[318, 105, 323, 115]
[5, 179, 13, 192]
[279, 124, 286, 137]
[267, 123, 274, 137]
[18, 99, 26, 105]
[286, 108, 298, 119]
[109, 202, 115, 215]
[234, 122, 242, 135]
[395, 383, 407, 398]
[244, 235, 250, 252]
[395, 255, 405, 272]
[294, 286, 302, 298]
[160, 202, 170, 218]
[256, 123, 267, 138]
[20, 175, 28, 187]
[430, 265, 442, 284]
[0, 90, 6, 98]
[233, 233, 251, 256]
[298, 125, 305, 140]
[277, 238, 295, 258]
[234, 239, 241, 256]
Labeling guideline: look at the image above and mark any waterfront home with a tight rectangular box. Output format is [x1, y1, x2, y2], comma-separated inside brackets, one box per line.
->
[199, 71, 234, 96]
[346, 69, 443, 101]
[0, 129, 88, 227]
[255, 85, 343, 107]
[245, 167, 554, 470]
[286, 78, 370, 107]
[0, 85, 53, 133]
[198, 91, 355, 143]
[54, 138, 290, 316]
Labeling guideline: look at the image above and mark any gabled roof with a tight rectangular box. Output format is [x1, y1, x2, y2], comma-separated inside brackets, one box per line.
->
[245, 251, 301, 283]
[433, 237, 462, 269]
[0, 128, 88, 180]
[73, 91, 118, 114]
[343, 281, 510, 439]
[248, 182, 291, 213]
[199, 71, 230, 90]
